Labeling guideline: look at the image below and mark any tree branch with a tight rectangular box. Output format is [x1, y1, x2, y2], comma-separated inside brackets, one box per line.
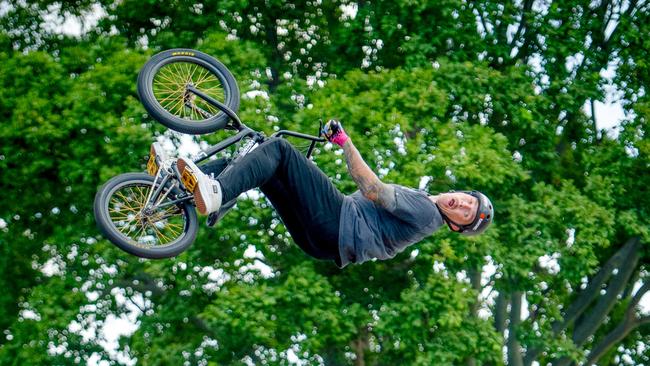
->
[629, 279, 650, 310]
[263, 14, 282, 92]
[126, 296, 146, 314]
[475, 3, 493, 38]
[527, 238, 640, 365]
[582, 317, 633, 366]
[190, 315, 218, 338]
[601, 0, 615, 37]
[590, 99, 600, 142]
[603, 0, 639, 45]
[583, 279, 647, 366]
[552, 237, 638, 334]
[622, 269, 640, 299]
[572, 238, 641, 346]
[638, 315, 650, 327]
[493, 3, 509, 48]
[507, 0, 534, 50]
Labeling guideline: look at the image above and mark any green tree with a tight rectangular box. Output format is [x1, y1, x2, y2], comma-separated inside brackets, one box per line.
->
[1, 1, 649, 365]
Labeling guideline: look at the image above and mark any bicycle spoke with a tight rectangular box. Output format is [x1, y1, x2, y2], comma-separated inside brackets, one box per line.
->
[132, 223, 148, 241]
[109, 202, 139, 214]
[194, 68, 212, 87]
[114, 201, 138, 213]
[170, 94, 186, 116]
[150, 224, 166, 244]
[171, 63, 183, 81]
[158, 224, 175, 243]
[154, 78, 180, 91]
[176, 63, 190, 85]
[165, 221, 183, 231]
[108, 180, 187, 248]
[166, 227, 181, 239]
[156, 92, 183, 105]
[195, 78, 221, 91]
[134, 187, 149, 210]
[150, 208, 180, 223]
[108, 211, 132, 221]
[188, 64, 199, 84]
[153, 61, 226, 122]
[117, 221, 135, 235]
[156, 69, 182, 85]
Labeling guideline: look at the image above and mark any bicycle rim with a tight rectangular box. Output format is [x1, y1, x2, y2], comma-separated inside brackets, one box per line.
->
[152, 61, 226, 122]
[106, 182, 188, 248]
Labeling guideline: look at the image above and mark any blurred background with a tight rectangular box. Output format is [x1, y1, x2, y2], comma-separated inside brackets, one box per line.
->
[0, 1, 648, 365]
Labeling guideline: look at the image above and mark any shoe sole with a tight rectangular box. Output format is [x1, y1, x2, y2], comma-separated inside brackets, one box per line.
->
[177, 159, 209, 215]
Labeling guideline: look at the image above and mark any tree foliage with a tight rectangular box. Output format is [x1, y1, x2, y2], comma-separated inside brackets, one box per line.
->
[0, 0, 648, 365]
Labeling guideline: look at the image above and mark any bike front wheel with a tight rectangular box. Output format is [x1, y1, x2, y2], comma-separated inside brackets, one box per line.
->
[94, 172, 199, 259]
[137, 48, 240, 135]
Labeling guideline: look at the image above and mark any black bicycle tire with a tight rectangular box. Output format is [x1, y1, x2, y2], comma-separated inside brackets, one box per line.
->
[93, 172, 199, 259]
[137, 48, 240, 135]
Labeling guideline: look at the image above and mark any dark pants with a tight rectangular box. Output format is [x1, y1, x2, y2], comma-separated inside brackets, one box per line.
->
[200, 138, 343, 262]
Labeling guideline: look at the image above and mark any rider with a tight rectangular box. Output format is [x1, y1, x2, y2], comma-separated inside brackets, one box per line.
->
[177, 120, 493, 268]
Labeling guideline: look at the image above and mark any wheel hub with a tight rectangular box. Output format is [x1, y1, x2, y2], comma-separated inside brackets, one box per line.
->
[183, 83, 196, 105]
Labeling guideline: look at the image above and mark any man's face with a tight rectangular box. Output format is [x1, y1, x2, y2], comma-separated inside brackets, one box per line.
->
[436, 192, 478, 230]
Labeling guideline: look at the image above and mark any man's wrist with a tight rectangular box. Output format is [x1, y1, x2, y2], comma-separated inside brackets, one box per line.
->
[331, 130, 349, 147]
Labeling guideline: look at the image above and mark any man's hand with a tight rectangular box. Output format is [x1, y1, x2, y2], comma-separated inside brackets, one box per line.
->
[322, 119, 349, 147]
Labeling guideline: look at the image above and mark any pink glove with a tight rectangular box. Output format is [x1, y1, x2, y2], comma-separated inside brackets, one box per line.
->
[322, 119, 349, 147]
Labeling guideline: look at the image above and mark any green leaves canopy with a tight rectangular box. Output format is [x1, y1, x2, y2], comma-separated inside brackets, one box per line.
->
[1, 0, 648, 365]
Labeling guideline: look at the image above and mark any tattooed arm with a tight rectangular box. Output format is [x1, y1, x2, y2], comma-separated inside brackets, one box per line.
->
[342, 139, 396, 210]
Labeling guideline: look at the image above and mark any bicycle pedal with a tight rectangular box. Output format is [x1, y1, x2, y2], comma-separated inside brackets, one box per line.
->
[147, 145, 160, 176]
[206, 199, 236, 227]
[181, 168, 198, 192]
[147, 142, 169, 176]
[206, 211, 220, 227]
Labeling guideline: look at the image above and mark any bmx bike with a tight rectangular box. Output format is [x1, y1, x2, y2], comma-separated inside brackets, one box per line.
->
[93, 49, 326, 259]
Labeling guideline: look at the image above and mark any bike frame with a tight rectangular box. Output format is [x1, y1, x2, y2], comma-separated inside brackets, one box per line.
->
[146, 85, 326, 210]
[187, 85, 325, 163]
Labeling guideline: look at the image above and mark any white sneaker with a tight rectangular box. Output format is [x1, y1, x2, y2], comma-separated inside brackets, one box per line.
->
[177, 157, 222, 215]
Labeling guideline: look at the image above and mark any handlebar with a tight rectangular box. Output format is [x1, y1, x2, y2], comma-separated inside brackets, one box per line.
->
[189, 84, 327, 160]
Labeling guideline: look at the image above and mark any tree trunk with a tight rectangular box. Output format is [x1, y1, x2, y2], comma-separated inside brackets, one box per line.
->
[549, 238, 641, 366]
[465, 266, 483, 366]
[494, 291, 509, 334]
[468, 266, 482, 316]
[572, 238, 641, 346]
[351, 330, 368, 366]
[584, 317, 633, 365]
[552, 237, 638, 334]
[584, 281, 650, 365]
[263, 15, 282, 92]
[507, 291, 524, 366]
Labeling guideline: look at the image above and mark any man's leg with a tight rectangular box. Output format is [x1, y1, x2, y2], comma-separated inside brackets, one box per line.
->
[215, 138, 344, 261]
[199, 158, 229, 177]
[198, 158, 237, 225]
[259, 178, 339, 260]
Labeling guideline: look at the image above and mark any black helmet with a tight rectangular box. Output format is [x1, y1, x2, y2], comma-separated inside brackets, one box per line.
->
[440, 191, 494, 236]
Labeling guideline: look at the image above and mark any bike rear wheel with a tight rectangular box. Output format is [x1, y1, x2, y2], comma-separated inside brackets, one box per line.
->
[94, 172, 198, 259]
[137, 49, 240, 135]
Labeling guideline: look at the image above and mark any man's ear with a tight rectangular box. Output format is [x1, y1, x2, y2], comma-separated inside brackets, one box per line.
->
[449, 223, 460, 232]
